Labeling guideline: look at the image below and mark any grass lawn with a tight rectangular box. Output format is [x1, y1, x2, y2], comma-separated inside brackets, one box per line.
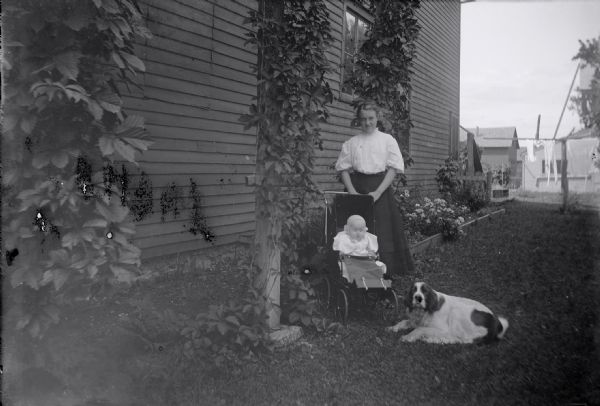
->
[514, 189, 600, 209]
[4, 201, 600, 406]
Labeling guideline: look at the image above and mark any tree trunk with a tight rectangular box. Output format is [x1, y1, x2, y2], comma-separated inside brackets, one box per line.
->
[253, 195, 282, 330]
[254, 0, 284, 330]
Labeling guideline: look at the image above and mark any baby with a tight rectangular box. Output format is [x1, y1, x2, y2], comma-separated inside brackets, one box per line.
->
[333, 214, 378, 256]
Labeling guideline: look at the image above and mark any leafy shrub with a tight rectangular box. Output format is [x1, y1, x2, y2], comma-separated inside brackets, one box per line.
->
[125, 277, 272, 375]
[454, 180, 489, 212]
[281, 274, 329, 332]
[183, 292, 272, 366]
[281, 207, 326, 270]
[405, 197, 468, 240]
[436, 154, 489, 212]
[3, 0, 152, 338]
[280, 206, 331, 331]
[435, 156, 464, 197]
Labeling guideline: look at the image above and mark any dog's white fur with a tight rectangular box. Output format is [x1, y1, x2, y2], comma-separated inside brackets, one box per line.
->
[387, 282, 509, 344]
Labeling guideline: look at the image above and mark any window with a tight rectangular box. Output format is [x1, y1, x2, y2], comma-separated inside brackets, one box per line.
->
[341, 8, 370, 94]
[542, 159, 563, 174]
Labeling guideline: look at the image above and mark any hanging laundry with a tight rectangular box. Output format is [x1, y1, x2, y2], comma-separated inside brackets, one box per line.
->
[523, 139, 544, 162]
[543, 141, 556, 184]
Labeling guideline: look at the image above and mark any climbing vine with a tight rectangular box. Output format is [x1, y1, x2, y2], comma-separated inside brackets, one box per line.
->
[2, 0, 152, 337]
[241, 0, 333, 327]
[129, 171, 154, 222]
[187, 178, 215, 242]
[242, 0, 333, 223]
[160, 182, 182, 222]
[347, 0, 421, 179]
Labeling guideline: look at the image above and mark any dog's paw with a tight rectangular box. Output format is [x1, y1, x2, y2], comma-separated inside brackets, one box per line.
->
[387, 320, 411, 333]
[400, 334, 416, 343]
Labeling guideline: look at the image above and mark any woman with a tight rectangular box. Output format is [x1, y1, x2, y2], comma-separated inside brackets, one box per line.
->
[335, 101, 415, 277]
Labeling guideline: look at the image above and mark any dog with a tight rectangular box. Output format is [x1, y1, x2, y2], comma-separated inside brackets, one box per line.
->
[386, 282, 509, 344]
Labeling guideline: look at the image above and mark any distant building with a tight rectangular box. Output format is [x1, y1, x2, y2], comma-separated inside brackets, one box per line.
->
[460, 127, 521, 186]
[521, 126, 600, 192]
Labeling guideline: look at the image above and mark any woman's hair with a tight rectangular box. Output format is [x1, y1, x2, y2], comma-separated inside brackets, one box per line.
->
[356, 100, 382, 118]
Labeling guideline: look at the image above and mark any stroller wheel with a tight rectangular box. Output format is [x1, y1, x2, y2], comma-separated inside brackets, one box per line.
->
[334, 289, 349, 325]
[378, 289, 400, 322]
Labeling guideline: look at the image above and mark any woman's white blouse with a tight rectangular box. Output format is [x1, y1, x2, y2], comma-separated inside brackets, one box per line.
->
[335, 130, 405, 174]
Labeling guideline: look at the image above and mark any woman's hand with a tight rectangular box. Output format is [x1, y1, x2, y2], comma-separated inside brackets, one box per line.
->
[340, 171, 358, 194]
[368, 168, 396, 202]
[368, 190, 382, 202]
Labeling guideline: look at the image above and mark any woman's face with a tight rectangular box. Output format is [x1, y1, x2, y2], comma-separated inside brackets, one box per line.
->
[359, 108, 378, 135]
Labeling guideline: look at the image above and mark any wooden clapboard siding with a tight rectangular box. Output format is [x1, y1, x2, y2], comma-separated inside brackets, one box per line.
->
[128, 0, 259, 258]
[314, 0, 461, 195]
[128, 0, 460, 259]
[409, 0, 461, 193]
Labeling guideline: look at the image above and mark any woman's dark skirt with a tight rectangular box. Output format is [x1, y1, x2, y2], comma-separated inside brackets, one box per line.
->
[349, 172, 415, 276]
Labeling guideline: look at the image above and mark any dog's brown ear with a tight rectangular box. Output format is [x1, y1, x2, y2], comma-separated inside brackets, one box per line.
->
[423, 284, 444, 313]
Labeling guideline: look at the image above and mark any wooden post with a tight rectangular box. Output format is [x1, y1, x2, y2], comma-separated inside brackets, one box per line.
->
[561, 139, 568, 211]
[467, 131, 475, 176]
[486, 171, 493, 201]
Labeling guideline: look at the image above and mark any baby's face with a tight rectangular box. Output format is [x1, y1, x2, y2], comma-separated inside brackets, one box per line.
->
[347, 222, 367, 241]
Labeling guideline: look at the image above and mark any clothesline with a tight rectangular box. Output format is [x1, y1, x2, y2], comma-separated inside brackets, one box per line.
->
[477, 137, 567, 141]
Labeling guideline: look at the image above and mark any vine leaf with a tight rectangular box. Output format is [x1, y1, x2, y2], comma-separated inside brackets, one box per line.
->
[87, 99, 104, 120]
[123, 136, 152, 151]
[64, 7, 91, 31]
[42, 269, 69, 290]
[53, 51, 82, 80]
[97, 92, 122, 114]
[109, 264, 135, 283]
[113, 139, 137, 162]
[83, 219, 108, 228]
[98, 135, 115, 156]
[51, 151, 70, 169]
[119, 51, 146, 72]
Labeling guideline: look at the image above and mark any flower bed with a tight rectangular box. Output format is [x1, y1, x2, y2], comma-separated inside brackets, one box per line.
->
[397, 192, 471, 244]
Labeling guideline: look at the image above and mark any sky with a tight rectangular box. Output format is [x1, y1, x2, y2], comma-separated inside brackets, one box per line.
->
[460, 0, 600, 140]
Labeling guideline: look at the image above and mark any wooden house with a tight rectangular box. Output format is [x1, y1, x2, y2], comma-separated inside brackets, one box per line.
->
[461, 127, 520, 170]
[125, 0, 462, 259]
